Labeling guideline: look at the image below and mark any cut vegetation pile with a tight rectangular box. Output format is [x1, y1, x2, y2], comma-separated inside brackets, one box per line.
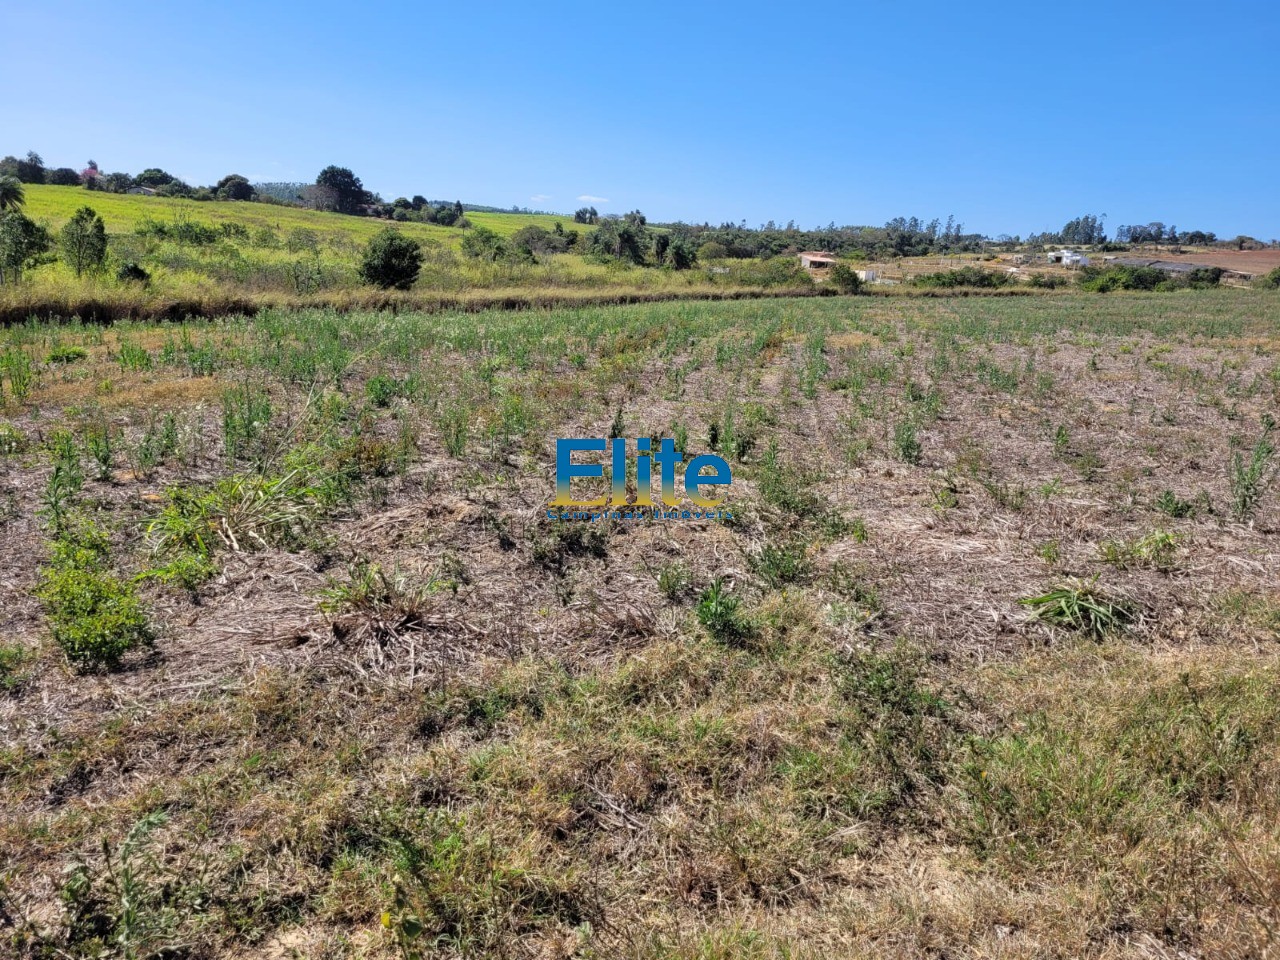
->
[1, 290, 1279, 958]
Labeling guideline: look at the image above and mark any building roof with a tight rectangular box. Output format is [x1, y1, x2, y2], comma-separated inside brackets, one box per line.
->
[798, 251, 838, 262]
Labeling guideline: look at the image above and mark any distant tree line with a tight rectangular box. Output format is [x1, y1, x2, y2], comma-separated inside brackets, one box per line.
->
[6, 147, 1274, 257]
[658, 214, 983, 261]
[1114, 222, 1218, 246]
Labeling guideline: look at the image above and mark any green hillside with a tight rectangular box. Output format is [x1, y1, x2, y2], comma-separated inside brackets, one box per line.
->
[19, 184, 586, 246]
[0, 185, 823, 322]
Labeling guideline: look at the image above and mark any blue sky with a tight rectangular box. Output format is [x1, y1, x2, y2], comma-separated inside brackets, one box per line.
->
[3, 1, 1277, 238]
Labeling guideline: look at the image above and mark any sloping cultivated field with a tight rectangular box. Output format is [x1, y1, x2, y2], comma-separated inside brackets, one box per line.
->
[1, 291, 1279, 958]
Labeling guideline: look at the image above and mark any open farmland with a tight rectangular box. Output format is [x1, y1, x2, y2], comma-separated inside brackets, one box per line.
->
[1115, 246, 1280, 277]
[2, 290, 1279, 958]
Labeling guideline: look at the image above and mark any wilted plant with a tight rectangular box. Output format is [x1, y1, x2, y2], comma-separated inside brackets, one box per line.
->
[1020, 579, 1135, 639]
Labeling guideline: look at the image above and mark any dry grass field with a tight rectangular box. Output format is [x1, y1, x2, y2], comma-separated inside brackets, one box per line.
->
[1, 290, 1279, 958]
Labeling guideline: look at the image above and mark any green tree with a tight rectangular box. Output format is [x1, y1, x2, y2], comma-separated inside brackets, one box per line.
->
[358, 228, 423, 289]
[587, 218, 646, 264]
[510, 225, 567, 260]
[135, 168, 177, 187]
[59, 206, 108, 277]
[0, 212, 51, 284]
[47, 167, 82, 186]
[215, 174, 254, 201]
[0, 151, 46, 184]
[0, 176, 24, 212]
[315, 166, 369, 214]
[666, 236, 696, 270]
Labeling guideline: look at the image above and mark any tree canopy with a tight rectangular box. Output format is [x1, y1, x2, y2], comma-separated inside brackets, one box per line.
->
[316, 166, 370, 214]
[59, 206, 107, 277]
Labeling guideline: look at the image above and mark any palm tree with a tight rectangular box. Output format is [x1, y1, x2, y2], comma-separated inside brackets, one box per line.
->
[0, 176, 24, 212]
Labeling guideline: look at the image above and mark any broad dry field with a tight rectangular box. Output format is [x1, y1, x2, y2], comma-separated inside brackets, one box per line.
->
[1, 291, 1279, 958]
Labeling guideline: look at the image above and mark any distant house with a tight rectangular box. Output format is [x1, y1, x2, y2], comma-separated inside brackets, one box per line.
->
[1049, 249, 1090, 267]
[855, 269, 877, 282]
[126, 185, 157, 196]
[798, 251, 838, 271]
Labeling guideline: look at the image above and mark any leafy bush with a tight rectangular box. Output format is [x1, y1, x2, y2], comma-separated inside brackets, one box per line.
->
[459, 225, 507, 262]
[136, 217, 219, 246]
[366, 373, 412, 408]
[828, 262, 862, 293]
[37, 520, 153, 669]
[1184, 266, 1223, 289]
[116, 260, 151, 284]
[59, 811, 206, 956]
[358, 229, 423, 290]
[914, 266, 1012, 289]
[1026, 272, 1069, 289]
[1257, 266, 1280, 289]
[47, 344, 88, 364]
[733, 256, 812, 288]
[1078, 265, 1165, 292]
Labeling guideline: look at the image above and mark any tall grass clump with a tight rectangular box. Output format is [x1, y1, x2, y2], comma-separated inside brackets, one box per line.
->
[1228, 418, 1276, 521]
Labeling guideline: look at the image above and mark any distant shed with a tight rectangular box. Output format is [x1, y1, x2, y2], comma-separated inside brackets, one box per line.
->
[798, 251, 838, 270]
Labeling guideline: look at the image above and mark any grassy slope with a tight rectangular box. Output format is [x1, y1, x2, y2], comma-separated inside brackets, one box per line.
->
[6, 186, 780, 322]
[19, 184, 587, 244]
[2, 292, 1280, 957]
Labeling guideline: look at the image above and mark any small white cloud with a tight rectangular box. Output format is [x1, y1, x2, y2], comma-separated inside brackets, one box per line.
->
[530, 194, 550, 203]
[577, 194, 608, 203]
